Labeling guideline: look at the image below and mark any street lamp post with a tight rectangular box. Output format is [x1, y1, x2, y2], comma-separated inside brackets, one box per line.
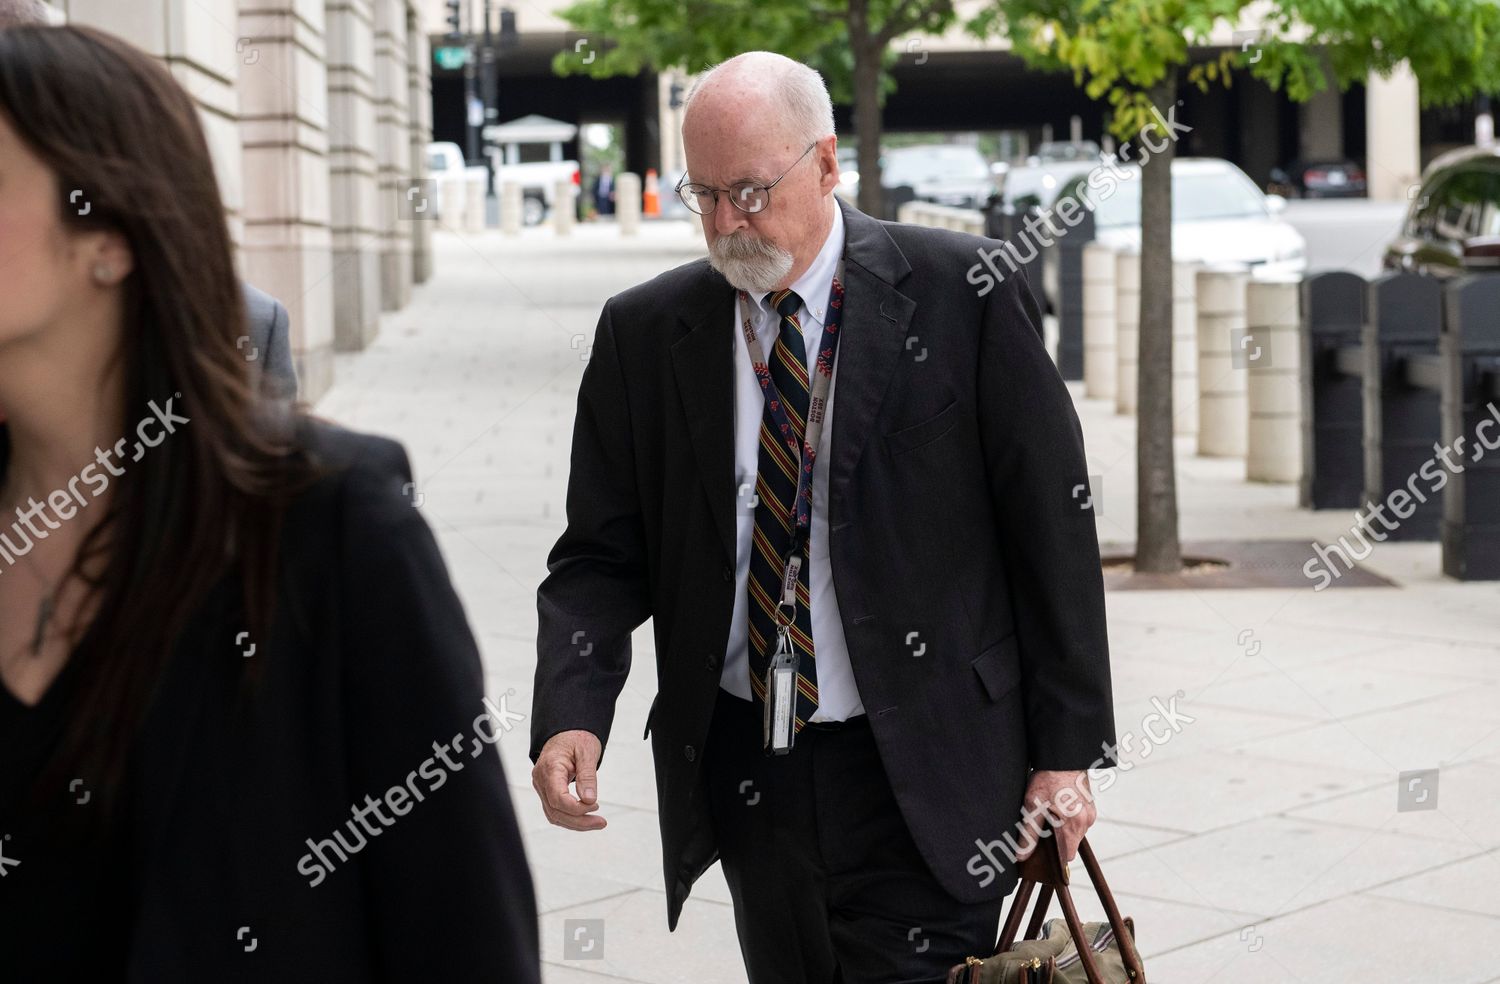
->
[479, 8, 519, 201]
[482, 0, 496, 194]
[462, 0, 481, 164]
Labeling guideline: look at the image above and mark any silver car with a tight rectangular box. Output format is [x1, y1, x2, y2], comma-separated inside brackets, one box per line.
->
[880, 144, 997, 210]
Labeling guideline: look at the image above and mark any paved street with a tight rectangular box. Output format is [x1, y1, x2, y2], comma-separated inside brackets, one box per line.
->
[316, 221, 1500, 984]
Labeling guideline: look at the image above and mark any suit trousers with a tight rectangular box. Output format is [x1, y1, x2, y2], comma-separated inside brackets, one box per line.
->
[704, 687, 1003, 984]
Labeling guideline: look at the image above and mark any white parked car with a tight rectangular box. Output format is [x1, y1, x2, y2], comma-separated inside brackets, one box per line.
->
[490, 156, 580, 226]
[1056, 157, 1307, 275]
[425, 141, 580, 226]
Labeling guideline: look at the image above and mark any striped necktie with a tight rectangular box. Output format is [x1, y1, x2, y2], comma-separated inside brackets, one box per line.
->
[747, 288, 819, 730]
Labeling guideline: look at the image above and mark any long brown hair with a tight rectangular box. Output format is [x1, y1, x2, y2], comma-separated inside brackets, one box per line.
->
[0, 25, 319, 808]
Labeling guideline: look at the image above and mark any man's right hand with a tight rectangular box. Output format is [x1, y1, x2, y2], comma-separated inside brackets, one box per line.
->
[531, 730, 607, 831]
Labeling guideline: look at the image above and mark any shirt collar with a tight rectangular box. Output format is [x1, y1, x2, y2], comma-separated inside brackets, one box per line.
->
[750, 201, 845, 328]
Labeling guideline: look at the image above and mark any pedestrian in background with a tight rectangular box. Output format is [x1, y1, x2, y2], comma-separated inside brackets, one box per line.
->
[594, 163, 617, 217]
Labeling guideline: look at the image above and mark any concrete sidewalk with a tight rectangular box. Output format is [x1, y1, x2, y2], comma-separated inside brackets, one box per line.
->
[316, 222, 1500, 984]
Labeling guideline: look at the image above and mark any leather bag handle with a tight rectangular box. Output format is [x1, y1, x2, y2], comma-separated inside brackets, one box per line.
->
[994, 835, 1146, 984]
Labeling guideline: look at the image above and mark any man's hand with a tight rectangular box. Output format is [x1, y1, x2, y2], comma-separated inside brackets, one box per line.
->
[531, 730, 606, 831]
[1015, 770, 1097, 863]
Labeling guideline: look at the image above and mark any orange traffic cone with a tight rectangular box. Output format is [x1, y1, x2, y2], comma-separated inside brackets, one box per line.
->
[643, 168, 660, 217]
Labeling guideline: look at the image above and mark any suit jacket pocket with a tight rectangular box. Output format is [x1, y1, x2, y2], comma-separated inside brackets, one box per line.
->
[971, 632, 1022, 702]
[884, 399, 960, 455]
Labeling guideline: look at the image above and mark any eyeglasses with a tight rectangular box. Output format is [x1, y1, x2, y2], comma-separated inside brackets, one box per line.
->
[675, 142, 817, 215]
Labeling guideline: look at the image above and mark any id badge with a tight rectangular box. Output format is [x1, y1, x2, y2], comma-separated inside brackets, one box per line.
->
[762, 626, 799, 755]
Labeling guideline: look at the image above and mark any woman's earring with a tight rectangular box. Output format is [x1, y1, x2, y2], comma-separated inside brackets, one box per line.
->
[92, 264, 114, 285]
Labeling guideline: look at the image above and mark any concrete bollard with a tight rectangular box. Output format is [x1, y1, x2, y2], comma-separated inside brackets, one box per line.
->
[1053, 207, 1096, 382]
[1114, 249, 1140, 415]
[1245, 277, 1304, 483]
[1082, 243, 1117, 402]
[464, 172, 486, 233]
[1195, 266, 1250, 457]
[1300, 272, 1369, 508]
[439, 174, 467, 233]
[616, 172, 642, 236]
[1440, 276, 1500, 579]
[1361, 273, 1444, 540]
[1172, 261, 1201, 437]
[500, 181, 522, 236]
[552, 179, 575, 236]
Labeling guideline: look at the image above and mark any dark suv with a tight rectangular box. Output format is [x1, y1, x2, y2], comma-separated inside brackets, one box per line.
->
[1383, 145, 1500, 277]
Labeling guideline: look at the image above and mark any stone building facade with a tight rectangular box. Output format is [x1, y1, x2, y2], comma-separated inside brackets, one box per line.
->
[43, 0, 436, 401]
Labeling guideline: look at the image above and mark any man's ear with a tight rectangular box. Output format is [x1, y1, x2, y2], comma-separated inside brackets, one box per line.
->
[818, 136, 840, 196]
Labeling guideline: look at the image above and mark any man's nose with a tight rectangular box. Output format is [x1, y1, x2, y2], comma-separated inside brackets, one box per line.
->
[713, 196, 748, 236]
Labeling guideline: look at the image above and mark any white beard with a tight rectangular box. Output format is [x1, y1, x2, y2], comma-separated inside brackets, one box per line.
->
[708, 232, 795, 294]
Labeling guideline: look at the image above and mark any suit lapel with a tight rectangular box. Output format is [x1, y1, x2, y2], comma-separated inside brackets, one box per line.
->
[668, 202, 914, 563]
[671, 273, 737, 566]
[828, 200, 915, 515]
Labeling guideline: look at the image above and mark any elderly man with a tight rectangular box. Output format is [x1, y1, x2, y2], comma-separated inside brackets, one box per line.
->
[0, 0, 298, 404]
[532, 51, 1116, 982]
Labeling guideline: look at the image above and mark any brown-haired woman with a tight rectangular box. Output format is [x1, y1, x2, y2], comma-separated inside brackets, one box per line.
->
[0, 24, 540, 981]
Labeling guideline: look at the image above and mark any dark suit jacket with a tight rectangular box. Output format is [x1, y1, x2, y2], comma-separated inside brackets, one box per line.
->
[243, 282, 298, 400]
[532, 199, 1115, 930]
[21, 422, 539, 981]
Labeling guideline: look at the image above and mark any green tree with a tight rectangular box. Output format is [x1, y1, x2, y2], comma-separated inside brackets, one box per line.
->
[551, 0, 957, 216]
[975, 0, 1500, 574]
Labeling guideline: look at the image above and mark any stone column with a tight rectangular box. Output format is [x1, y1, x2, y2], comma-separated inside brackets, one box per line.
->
[406, 3, 432, 285]
[1299, 73, 1344, 163]
[61, 0, 246, 245]
[1366, 64, 1422, 202]
[325, 0, 381, 350]
[236, 1, 337, 402]
[372, 0, 411, 311]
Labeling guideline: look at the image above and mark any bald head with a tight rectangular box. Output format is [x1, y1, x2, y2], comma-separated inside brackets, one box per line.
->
[0, 0, 49, 28]
[683, 51, 834, 150]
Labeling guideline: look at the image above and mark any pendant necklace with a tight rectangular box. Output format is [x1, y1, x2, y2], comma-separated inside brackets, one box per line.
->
[15, 551, 60, 657]
[0, 489, 62, 659]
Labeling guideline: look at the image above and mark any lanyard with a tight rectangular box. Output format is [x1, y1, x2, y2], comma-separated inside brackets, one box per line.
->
[735, 263, 845, 628]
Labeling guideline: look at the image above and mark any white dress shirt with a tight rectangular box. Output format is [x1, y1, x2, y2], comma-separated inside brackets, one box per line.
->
[720, 203, 863, 721]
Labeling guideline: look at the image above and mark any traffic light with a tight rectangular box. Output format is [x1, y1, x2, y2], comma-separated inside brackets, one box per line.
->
[445, 0, 462, 39]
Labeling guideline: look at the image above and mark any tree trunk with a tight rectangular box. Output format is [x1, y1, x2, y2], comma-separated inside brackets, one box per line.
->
[1134, 75, 1181, 573]
[848, 0, 885, 217]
